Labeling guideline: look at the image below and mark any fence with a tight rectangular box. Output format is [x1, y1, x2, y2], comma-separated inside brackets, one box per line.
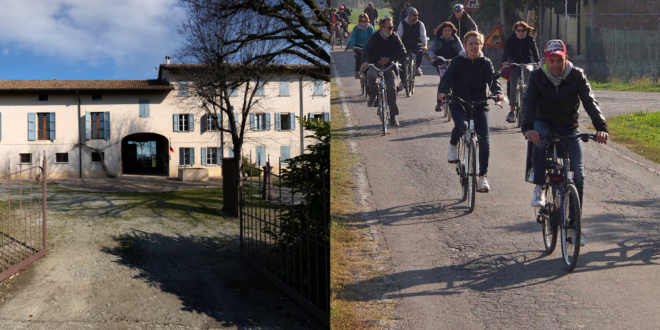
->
[0, 152, 47, 282]
[238, 154, 330, 326]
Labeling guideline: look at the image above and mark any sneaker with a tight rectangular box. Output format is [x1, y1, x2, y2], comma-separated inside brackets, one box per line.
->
[367, 98, 375, 107]
[505, 111, 515, 123]
[447, 143, 459, 163]
[477, 176, 490, 193]
[435, 103, 442, 112]
[389, 117, 400, 127]
[532, 184, 546, 207]
[415, 67, 423, 76]
[580, 233, 587, 246]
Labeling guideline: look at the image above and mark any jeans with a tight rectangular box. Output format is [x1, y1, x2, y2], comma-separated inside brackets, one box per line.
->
[367, 66, 400, 117]
[508, 64, 533, 106]
[532, 120, 585, 205]
[354, 49, 363, 74]
[401, 44, 423, 84]
[449, 105, 490, 176]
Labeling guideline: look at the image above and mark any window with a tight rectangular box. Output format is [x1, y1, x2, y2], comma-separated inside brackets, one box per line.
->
[179, 148, 194, 166]
[91, 152, 103, 163]
[38, 113, 51, 140]
[179, 114, 188, 131]
[313, 80, 324, 96]
[139, 99, 150, 118]
[206, 114, 219, 131]
[19, 153, 31, 164]
[91, 112, 105, 139]
[309, 112, 329, 122]
[254, 78, 265, 96]
[256, 146, 266, 165]
[205, 147, 218, 165]
[56, 153, 69, 163]
[280, 146, 291, 163]
[179, 81, 189, 97]
[38, 95, 48, 101]
[255, 114, 265, 131]
[279, 78, 290, 96]
[280, 113, 291, 130]
[92, 95, 102, 101]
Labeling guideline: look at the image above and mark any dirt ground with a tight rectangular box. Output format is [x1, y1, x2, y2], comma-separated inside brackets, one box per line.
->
[0, 183, 322, 329]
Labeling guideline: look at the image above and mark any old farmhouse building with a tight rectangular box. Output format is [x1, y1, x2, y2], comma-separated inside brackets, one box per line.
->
[0, 62, 329, 179]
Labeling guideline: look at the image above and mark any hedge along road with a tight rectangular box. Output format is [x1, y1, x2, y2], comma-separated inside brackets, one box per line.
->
[332, 49, 660, 329]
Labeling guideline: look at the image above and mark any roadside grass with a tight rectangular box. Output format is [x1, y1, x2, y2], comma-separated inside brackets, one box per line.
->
[346, 7, 387, 32]
[605, 111, 660, 164]
[330, 78, 395, 329]
[591, 77, 660, 93]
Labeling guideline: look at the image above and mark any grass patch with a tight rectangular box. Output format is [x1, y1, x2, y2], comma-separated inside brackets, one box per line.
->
[330, 78, 395, 329]
[606, 111, 660, 164]
[591, 77, 660, 93]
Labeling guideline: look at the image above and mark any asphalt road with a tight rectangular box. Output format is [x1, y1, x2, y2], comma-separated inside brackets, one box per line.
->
[333, 49, 660, 330]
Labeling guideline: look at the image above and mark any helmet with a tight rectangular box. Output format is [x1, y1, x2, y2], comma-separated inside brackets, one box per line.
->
[339, 5, 344, 9]
[453, 4, 464, 11]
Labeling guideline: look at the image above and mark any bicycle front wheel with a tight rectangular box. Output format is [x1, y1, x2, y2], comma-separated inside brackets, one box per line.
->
[516, 87, 523, 128]
[381, 89, 388, 135]
[560, 184, 581, 271]
[410, 61, 415, 95]
[459, 137, 468, 202]
[467, 138, 477, 213]
[541, 185, 558, 253]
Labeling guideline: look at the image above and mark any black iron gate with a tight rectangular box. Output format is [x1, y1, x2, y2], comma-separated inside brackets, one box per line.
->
[239, 159, 329, 326]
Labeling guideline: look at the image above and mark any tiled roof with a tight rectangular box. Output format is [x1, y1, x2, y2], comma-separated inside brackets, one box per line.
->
[0, 79, 174, 91]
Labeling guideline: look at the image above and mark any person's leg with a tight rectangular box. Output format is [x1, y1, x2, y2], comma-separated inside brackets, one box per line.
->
[367, 67, 378, 101]
[474, 107, 490, 177]
[400, 54, 409, 86]
[354, 49, 362, 74]
[415, 46, 423, 69]
[384, 69, 399, 117]
[449, 105, 467, 146]
[532, 120, 552, 186]
[568, 130, 585, 207]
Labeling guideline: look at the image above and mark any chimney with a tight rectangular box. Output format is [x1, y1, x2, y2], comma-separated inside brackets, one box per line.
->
[165, 55, 171, 65]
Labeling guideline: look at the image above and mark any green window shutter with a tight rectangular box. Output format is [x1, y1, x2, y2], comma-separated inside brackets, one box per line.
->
[280, 146, 290, 162]
[104, 112, 110, 139]
[290, 112, 295, 129]
[188, 113, 194, 132]
[173, 114, 179, 132]
[190, 147, 195, 165]
[265, 113, 271, 131]
[250, 113, 255, 130]
[179, 148, 184, 165]
[313, 80, 323, 96]
[217, 147, 222, 164]
[275, 113, 280, 131]
[201, 147, 207, 165]
[28, 113, 36, 141]
[279, 78, 290, 96]
[85, 111, 91, 140]
[50, 112, 56, 140]
[322, 112, 330, 122]
[179, 81, 189, 97]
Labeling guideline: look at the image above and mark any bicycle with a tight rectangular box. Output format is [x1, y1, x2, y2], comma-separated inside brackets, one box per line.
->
[534, 133, 596, 271]
[347, 47, 369, 97]
[331, 22, 343, 50]
[433, 56, 452, 121]
[368, 62, 400, 136]
[441, 94, 503, 213]
[506, 63, 536, 128]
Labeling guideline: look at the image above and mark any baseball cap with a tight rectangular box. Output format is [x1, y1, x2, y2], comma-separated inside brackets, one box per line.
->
[544, 39, 567, 57]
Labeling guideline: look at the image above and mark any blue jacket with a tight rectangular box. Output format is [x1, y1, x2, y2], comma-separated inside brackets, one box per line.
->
[430, 33, 463, 60]
[347, 24, 375, 48]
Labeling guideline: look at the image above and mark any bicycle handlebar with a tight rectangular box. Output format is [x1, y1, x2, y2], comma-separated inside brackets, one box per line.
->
[367, 62, 400, 72]
[433, 56, 451, 65]
[539, 133, 597, 143]
[442, 94, 503, 109]
[507, 62, 538, 68]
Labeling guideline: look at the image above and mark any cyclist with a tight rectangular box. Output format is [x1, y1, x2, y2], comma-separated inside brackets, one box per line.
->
[346, 13, 375, 79]
[329, 8, 343, 46]
[448, 4, 478, 40]
[396, 7, 427, 91]
[337, 6, 350, 38]
[429, 21, 463, 111]
[399, 2, 411, 25]
[361, 16, 406, 127]
[522, 40, 608, 245]
[342, 3, 352, 17]
[502, 21, 541, 123]
[363, 2, 379, 27]
[437, 31, 504, 192]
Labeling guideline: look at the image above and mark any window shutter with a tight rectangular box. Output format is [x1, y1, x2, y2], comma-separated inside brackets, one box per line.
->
[179, 81, 189, 97]
[179, 148, 184, 165]
[256, 146, 261, 165]
[228, 146, 234, 158]
[308, 112, 315, 120]
[201, 147, 207, 165]
[27, 113, 36, 141]
[139, 99, 150, 118]
[322, 112, 330, 122]
[139, 100, 144, 117]
[229, 81, 238, 96]
[201, 114, 206, 133]
[250, 113, 255, 130]
[314, 80, 323, 96]
[173, 114, 179, 132]
[275, 113, 281, 131]
[217, 147, 222, 164]
[190, 147, 195, 165]
[50, 112, 56, 140]
[290, 112, 296, 129]
[85, 111, 91, 140]
[265, 113, 271, 131]
[219, 111, 223, 128]
[188, 113, 194, 131]
[104, 112, 110, 139]
[234, 112, 239, 131]
[280, 146, 290, 162]
[255, 78, 265, 96]
[0, 112, 2, 140]
[279, 78, 290, 96]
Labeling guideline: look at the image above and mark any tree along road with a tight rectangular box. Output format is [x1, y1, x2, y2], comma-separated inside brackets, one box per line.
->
[333, 49, 660, 330]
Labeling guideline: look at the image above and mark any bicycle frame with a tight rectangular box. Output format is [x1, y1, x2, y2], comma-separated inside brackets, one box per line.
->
[368, 62, 400, 135]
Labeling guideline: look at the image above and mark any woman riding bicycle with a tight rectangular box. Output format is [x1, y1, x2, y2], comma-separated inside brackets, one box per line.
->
[429, 21, 463, 111]
[346, 13, 375, 79]
[502, 21, 540, 123]
[437, 31, 504, 192]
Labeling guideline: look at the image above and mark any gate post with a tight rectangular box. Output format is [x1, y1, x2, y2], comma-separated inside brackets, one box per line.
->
[262, 162, 274, 200]
[222, 157, 239, 218]
[43, 151, 47, 254]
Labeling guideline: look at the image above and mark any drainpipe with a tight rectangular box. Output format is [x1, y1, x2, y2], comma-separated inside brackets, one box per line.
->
[76, 90, 82, 178]
[299, 75, 304, 156]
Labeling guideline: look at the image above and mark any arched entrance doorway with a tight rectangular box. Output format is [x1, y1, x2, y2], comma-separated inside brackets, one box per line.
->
[121, 133, 169, 175]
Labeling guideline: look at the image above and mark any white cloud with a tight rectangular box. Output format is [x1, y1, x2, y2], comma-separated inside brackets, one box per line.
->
[2, 49, 7, 55]
[0, 0, 186, 76]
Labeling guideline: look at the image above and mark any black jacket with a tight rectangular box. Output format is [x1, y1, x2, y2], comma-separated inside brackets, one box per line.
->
[438, 53, 502, 108]
[361, 31, 406, 68]
[364, 7, 378, 24]
[337, 11, 349, 24]
[448, 12, 478, 40]
[502, 33, 540, 64]
[522, 67, 608, 132]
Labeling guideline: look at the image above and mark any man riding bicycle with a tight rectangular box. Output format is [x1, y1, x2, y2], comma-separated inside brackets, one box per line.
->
[396, 7, 427, 91]
[337, 6, 350, 38]
[362, 17, 406, 127]
[448, 4, 478, 40]
[522, 39, 608, 245]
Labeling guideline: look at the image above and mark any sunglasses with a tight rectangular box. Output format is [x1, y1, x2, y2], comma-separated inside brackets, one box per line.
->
[360, 20, 368, 22]
[516, 29, 527, 32]
[383, 26, 393, 30]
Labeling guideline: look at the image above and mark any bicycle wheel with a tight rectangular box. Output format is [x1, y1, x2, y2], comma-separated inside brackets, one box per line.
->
[410, 60, 415, 95]
[467, 138, 477, 212]
[516, 87, 523, 128]
[331, 31, 335, 50]
[541, 185, 559, 253]
[381, 89, 388, 135]
[560, 184, 581, 271]
[459, 137, 468, 202]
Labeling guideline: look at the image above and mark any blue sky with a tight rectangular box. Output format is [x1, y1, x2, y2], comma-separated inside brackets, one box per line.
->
[0, 0, 186, 80]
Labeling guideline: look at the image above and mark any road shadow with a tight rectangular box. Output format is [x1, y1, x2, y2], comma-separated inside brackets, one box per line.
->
[101, 229, 322, 329]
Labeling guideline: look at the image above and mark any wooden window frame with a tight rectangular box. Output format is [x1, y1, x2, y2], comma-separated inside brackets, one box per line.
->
[37, 113, 50, 140]
[90, 112, 104, 139]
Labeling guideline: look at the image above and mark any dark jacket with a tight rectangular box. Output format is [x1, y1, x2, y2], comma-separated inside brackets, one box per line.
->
[522, 67, 608, 132]
[399, 8, 409, 24]
[344, 7, 352, 17]
[337, 11, 349, 24]
[448, 12, 478, 40]
[502, 33, 540, 64]
[430, 34, 463, 60]
[361, 31, 406, 68]
[364, 7, 379, 24]
[438, 52, 502, 108]
[399, 19, 423, 49]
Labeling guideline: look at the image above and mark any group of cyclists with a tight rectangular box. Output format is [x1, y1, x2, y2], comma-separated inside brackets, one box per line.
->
[337, 3, 610, 247]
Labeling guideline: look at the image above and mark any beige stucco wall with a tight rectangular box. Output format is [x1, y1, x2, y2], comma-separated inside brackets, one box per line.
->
[0, 70, 329, 179]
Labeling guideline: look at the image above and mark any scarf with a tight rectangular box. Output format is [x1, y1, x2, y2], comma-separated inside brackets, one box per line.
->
[541, 59, 573, 87]
[357, 23, 372, 32]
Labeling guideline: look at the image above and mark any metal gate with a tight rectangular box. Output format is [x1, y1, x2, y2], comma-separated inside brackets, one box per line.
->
[239, 159, 329, 326]
[0, 152, 47, 282]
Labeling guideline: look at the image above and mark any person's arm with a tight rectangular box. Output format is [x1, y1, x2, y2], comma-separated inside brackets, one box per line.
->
[374, 8, 378, 20]
[361, 34, 375, 64]
[455, 34, 464, 52]
[522, 71, 541, 133]
[429, 37, 438, 57]
[577, 69, 608, 133]
[438, 59, 458, 95]
[390, 34, 407, 63]
[397, 21, 403, 36]
[469, 16, 478, 32]
[530, 37, 541, 63]
[419, 22, 427, 47]
[487, 60, 503, 96]
[346, 26, 358, 47]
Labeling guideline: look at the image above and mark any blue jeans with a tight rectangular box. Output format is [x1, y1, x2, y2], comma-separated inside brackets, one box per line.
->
[449, 105, 490, 176]
[532, 120, 585, 205]
[400, 44, 423, 84]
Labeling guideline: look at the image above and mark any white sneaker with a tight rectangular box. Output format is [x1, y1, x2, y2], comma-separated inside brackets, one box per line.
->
[477, 176, 490, 192]
[532, 184, 545, 207]
[580, 233, 587, 246]
[447, 143, 458, 163]
[415, 67, 423, 76]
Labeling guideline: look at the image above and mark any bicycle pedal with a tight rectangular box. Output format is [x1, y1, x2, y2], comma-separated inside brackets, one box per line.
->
[477, 189, 489, 193]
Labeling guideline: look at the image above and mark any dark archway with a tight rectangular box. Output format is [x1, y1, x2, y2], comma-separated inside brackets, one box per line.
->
[121, 133, 169, 175]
